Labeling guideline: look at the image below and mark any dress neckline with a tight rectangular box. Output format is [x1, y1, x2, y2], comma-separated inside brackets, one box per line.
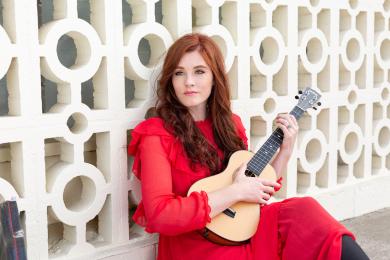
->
[195, 117, 211, 126]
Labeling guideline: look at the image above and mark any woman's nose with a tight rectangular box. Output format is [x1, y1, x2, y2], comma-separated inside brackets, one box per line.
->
[185, 75, 195, 87]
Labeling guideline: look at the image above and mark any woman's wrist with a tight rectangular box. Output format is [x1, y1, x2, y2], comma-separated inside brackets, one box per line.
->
[228, 183, 243, 203]
[208, 183, 244, 218]
[277, 149, 292, 160]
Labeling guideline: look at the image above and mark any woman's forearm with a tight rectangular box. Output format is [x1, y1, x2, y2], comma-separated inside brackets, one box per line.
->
[207, 184, 241, 218]
[204, 114, 297, 220]
[206, 161, 284, 219]
[270, 151, 291, 179]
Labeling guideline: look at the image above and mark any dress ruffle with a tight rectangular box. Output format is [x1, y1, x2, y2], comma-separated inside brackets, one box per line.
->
[128, 118, 175, 179]
[199, 191, 212, 223]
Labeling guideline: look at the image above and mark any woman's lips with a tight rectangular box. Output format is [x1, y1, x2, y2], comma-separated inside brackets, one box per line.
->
[184, 91, 198, 96]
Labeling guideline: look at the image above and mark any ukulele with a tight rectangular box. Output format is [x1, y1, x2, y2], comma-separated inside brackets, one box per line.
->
[187, 87, 322, 245]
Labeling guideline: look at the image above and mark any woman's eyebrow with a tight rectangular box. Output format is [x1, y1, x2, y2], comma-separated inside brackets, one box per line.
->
[175, 65, 208, 69]
[194, 65, 208, 69]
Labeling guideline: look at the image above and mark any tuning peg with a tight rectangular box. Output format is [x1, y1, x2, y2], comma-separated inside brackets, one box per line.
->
[298, 90, 303, 94]
[295, 95, 299, 99]
[313, 107, 317, 110]
[317, 102, 321, 106]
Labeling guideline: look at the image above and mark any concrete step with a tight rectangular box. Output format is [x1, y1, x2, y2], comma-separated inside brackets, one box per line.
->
[342, 207, 390, 260]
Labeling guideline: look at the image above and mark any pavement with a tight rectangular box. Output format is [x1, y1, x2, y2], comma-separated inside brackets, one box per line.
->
[341, 208, 390, 260]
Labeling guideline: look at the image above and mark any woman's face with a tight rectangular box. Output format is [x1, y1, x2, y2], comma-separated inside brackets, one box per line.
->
[172, 50, 213, 120]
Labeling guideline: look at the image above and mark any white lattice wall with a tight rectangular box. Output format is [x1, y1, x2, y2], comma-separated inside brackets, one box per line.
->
[0, 0, 390, 259]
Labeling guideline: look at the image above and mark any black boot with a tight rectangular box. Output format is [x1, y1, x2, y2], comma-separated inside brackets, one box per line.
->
[341, 235, 370, 260]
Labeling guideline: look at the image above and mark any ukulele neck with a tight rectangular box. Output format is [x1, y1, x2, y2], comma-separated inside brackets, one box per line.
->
[246, 106, 305, 176]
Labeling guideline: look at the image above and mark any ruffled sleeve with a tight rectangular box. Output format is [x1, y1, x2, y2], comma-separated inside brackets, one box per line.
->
[128, 118, 211, 235]
[127, 118, 173, 180]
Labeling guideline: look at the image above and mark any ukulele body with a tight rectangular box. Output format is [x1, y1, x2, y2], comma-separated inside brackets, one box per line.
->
[188, 150, 277, 243]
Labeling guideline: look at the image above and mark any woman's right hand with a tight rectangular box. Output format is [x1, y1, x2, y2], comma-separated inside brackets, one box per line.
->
[231, 163, 281, 205]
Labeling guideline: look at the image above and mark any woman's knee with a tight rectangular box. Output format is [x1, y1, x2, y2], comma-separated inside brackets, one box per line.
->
[280, 196, 331, 221]
[298, 196, 320, 206]
[288, 196, 321, 209]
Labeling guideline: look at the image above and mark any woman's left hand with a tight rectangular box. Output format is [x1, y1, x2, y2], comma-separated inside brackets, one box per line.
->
[274, 113, 298, 157]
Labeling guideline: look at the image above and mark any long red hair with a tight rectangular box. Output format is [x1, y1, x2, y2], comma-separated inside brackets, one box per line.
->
[156, 33, 245, 174]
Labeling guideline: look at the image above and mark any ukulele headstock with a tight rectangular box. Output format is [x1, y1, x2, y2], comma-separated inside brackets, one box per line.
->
[295, 87, 322, 111]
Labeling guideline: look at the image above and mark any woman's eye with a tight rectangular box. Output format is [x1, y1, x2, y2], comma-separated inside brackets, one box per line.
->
[195, 70, 205, 74]
[174, 71, 183, 76]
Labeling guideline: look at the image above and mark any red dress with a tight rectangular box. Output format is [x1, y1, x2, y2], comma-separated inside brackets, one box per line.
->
[128, 115, 354, 260]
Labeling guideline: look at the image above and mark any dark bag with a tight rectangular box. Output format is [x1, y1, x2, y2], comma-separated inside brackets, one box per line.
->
[0, 200, 27, 260]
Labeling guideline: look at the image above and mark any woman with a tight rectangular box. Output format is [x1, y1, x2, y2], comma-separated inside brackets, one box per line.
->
[128, 33, 368, 260]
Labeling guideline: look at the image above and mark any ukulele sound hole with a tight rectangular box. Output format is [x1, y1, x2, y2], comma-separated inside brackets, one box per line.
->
[245, 169, 257, 177]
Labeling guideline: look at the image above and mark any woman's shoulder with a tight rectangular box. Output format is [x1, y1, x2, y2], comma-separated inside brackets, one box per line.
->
[231, 113, 245, 129]
[133, 117, 172, 137]
[231, 113, 248, 146]
[128, 117, 174, 156]
[231, 113, 242, 121]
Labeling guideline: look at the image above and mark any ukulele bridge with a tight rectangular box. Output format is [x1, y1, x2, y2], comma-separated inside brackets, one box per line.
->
[223, 208, 236, 218]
